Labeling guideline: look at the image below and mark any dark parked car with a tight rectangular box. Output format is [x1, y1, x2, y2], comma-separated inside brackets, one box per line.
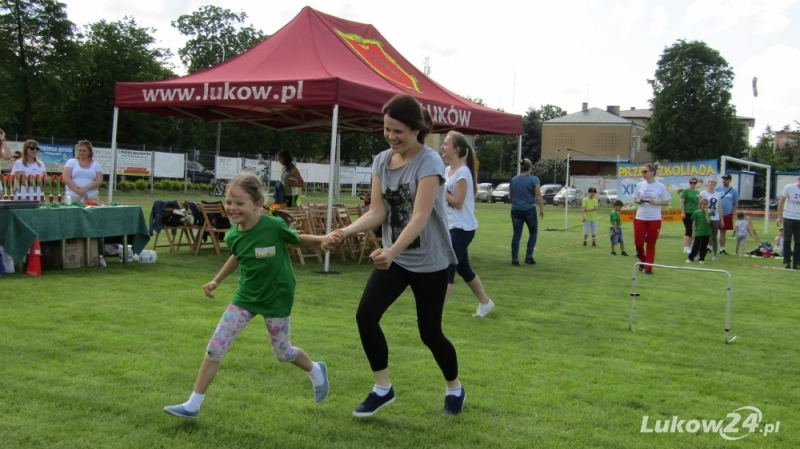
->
[542, 187, 560, 205]
[490, 183, 510, 203]
[186, 161, 215, 184]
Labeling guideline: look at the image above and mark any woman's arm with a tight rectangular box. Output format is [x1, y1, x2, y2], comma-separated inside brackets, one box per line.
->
[339, 175, 388, 238]
[0, 128, 10, 160]
[85, 169, 104, 192]
[203, 255, 239, 298]
[62, 161, 82, 193]
[534, 184, 544, 218]
[288, 167, 305, 188]
[446, 179, 468, 209]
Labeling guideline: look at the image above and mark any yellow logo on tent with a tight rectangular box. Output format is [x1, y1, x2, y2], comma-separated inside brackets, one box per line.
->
[335, 29, 421, 93]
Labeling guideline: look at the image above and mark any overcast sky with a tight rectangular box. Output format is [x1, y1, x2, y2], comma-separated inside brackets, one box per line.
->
[61, 0, 799, 144]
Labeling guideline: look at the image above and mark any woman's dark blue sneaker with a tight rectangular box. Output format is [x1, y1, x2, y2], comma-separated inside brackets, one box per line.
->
[353, 388, 395, 417]
[443, 385, 466, 416]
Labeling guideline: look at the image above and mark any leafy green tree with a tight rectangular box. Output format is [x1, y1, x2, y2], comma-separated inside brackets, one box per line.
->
[172, 5, 268, 156]
[531, 157, 566, 186]
[522, 104, 566, 163]
[60, 17, 176, 144]
[172, 5, 265, 74]
[0, 0, 78, 137]
[645, 39, 746, 161]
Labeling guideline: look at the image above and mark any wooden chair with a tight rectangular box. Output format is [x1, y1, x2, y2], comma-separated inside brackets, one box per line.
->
[152, 204, 198, 254]
[280, 208, 322, 265]
[359, 229, 383, 265]
[333, 204, 360, 260]
[194, 202, 230, 256]
[308, 205, 346, 261]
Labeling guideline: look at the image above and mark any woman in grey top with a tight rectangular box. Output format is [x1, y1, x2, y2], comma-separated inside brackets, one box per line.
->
[329, 94, 464, 418]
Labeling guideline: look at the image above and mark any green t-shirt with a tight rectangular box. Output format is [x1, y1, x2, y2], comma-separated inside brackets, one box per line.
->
[681, 188, 700, 215]
[226, 215, 302, 317]
[582, 197, 599, 221]
[609, 210, 621, 227]
[691, 209, 712, 237]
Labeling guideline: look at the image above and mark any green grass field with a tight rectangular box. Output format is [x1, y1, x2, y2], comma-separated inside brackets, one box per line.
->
[1, 190, 797, 448]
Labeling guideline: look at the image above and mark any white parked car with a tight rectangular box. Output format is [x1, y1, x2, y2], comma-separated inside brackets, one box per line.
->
[476, 183, 494, 202]
[553, 188, 585, 207]
[601, 189, 618, 204]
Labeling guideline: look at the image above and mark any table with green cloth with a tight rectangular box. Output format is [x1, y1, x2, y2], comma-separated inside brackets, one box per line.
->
[0, 206, 150, 262]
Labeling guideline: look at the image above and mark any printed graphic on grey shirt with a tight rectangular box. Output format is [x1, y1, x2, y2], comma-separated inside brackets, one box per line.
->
[384, 182, 420, 249]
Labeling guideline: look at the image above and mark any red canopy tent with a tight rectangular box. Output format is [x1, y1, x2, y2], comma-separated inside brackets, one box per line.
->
[112, 7, 522, 271]
[114, 6, 521, 135]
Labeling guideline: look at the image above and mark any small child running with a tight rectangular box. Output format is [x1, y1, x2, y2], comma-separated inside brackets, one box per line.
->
[687, 198, 712, 263]
[609, 200, 628, 256]
[734, 212, 750, 256]
[582, 187, 600, 246]
[164, 172, 330, 420]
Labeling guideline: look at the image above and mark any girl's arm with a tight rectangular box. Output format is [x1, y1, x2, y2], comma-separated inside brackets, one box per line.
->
[446, 178, 468, 209]
[704, 210, 711, 224]
[203, 255, 239, 298]
[296, 233, 326, 247]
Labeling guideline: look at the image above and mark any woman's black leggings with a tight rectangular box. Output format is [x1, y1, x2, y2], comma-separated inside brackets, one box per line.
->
[356, 263, 458, 381]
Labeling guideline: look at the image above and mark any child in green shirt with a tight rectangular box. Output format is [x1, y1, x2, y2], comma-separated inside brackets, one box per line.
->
[164, 172, 331, 420]
[688, 198, 712, 263]
[582, 187, 600, 246]
[609, 200, 628, 256]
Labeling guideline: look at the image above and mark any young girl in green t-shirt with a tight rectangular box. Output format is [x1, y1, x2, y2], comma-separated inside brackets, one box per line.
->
[164, 172, 330, 420]
[688, 198, 712, 263]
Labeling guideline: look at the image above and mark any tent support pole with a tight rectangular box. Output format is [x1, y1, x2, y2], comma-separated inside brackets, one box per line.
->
[108, 107, 119, 204]
[517, 135, 522, 176]
[318, 105, 339, 275]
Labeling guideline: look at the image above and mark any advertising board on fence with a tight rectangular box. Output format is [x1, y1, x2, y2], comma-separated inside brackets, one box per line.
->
[116, 149, 152, 176]
[617, 159, 718, 222]
[38, 144, 75, 172]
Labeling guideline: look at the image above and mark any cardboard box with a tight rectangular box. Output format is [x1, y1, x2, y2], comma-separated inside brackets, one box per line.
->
[65, 238, 100, 269]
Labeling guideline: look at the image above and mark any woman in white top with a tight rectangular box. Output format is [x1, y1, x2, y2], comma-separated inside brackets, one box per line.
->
[11, 140, 46, 199]
[441, 131, 494, 318]
[776, 175, 800, 269]
[0, 128, 12, 197]
[63, 140, 103, 203]
[632, 163, 672, 274]
[699, 178, 721, 260]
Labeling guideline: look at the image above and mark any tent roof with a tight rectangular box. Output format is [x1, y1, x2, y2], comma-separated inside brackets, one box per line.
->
[115, 7, 521, 135]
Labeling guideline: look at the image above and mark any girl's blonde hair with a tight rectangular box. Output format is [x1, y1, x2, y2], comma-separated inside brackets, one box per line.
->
[699, 198, 709, 206]
[227, 172, 264, 204]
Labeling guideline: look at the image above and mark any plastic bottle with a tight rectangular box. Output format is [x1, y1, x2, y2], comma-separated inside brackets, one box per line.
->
[98, 255, 107, 267]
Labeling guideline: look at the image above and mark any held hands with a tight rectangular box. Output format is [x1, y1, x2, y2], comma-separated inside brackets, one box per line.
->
[203, 281, 219, 298]
[322, 229, 345, 251]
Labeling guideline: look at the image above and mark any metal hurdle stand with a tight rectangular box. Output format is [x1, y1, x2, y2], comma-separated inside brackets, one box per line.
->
[629, 262, 738, 344]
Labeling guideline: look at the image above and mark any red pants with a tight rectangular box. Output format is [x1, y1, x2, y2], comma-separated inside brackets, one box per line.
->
[634, 219, 662, 271]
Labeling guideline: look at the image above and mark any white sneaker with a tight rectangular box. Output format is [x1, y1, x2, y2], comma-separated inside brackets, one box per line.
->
[713, 256, 718, 261]
[686, 259, 692, 263]
[699, 260, 705, 264]
[473, 299, 495, 318]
